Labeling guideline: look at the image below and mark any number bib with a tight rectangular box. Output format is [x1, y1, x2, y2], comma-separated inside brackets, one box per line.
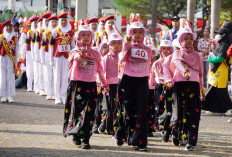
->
[131, 48, 148, 60]
[58, 45, 70, 52]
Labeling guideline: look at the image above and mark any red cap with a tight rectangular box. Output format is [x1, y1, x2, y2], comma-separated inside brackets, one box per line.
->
[3, 20, 13, 27]
[87, 18, 98, 24]
[42, 12, 52, 19]
[105, 15, 115, 22]
[37, 17, 43, 23]
[58, 12, 68, 19]
[30, 17, 40, 23]
[99, 17, 106, 23]
[47, 15, 58, 21]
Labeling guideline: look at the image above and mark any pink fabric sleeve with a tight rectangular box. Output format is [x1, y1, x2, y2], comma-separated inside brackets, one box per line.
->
[120, 41, 131, 63]
[198, 54, 204, 89]
[101, 56, 107, 78]
[163, 56, 173, 83]
[174, 60, 186, 77]
[149, 63, 156, 86]
[97, 61, 108, 87]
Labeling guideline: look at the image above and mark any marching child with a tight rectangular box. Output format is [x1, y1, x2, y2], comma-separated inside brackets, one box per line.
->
[63, 24, 108, 149]
[92, 39, 109, 133]
[0, 20, 19, 103]
[98, 32, 123, 135]
[170, 26, 204, 151]
[153, 40, 174, 142]
[41, 15, 58, 100]
[114, 13, 151, 151]
[49, 13, 75, 104]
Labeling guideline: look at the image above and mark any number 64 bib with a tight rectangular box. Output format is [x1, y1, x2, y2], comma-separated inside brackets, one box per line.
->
[58, 45, 70, 53]
[131, 48, 148, 60]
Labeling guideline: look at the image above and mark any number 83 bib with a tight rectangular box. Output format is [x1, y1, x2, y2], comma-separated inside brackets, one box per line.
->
[131, 48, 148, 60]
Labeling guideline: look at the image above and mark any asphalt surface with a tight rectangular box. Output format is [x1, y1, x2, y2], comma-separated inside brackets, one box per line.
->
[0, 89, 231, 157]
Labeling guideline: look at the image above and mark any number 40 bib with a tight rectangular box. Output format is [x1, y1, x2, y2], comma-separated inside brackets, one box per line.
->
[131, 48, 148, 60]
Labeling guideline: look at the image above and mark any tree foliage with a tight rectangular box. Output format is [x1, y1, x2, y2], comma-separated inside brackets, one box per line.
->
[112, 0, 186, 28]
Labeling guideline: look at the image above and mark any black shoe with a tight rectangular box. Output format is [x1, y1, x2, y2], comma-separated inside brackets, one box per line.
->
[92, 129, 99, 134]
[81, 141, 91, 149]
[172, 135, 179, 146]
[98, 125, 105, 134]
[161, 131, 169, 142]
[147, 132, 154, 137]
[73, 136, 81, 145]
[185, 144, 195, 151]
[135, 146, 149, 151]
[115, 139, 124, 146]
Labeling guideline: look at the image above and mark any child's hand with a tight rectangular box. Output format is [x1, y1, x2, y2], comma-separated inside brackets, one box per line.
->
[80, 47, 86, 55]
[200, 91, 205, 101]
[105, 86, 110, 94]
[166, 82, 172, 90]
[126, 35, 132, 42]
[184, 72, 191, 80]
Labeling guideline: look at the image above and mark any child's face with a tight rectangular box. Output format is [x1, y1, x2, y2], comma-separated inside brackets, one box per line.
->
[132, 28, 144, 42]
[182, 33, 193, 48]
[51, 20, 58, 28]
[107, 19, 115, 30]
[101, 23, 105, 31]
[162, 47, 172, 57]
[5, 25, 13, 33]
[61, 18, 68, 27]
[151, 50, 155, 60]
[91, 23, 98, 32]
[80, 31, 92, 45]
[110, 40, 121, 52]
[102, 44, 109, 55]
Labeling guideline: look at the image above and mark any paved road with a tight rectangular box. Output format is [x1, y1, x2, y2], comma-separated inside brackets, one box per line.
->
[0, 89, 231, 157]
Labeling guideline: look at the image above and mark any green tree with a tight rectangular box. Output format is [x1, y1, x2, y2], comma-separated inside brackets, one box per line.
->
[111, 0, 186, 28]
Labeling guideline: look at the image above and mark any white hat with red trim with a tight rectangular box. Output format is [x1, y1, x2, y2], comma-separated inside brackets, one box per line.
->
[160, 40, 173, 47]
[76, 24, 95, 40]
[127, 13, 146, 36]
[109, 32, 123, 42]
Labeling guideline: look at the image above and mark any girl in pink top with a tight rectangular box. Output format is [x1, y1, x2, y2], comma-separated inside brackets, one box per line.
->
[170, 26, 204, 151]
[147, 48, 156, 137]
[114, 14, 151, 151]
[92, 39, 109, 134]
[63, 24, 108, 150]
[150, 40, 173, 142]
[98, 32, 123, 135]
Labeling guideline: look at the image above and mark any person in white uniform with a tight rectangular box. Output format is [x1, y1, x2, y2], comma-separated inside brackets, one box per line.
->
[41, 15, 58, 100]
[49, 12, 75, 104]
[0, 20, 19, 103]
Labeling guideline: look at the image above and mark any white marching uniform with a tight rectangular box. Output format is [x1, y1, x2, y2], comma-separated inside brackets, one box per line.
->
[0, 31, 19, 97]
[41, 25, 55, 98]
[49, 20, 75, 104]
[21, 32, 34, 91]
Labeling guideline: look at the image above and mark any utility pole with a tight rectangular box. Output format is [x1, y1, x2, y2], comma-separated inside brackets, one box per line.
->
[187, 0, 196, 30]
[8, 0, 15, 11]
[48, 0, 53, 12]
[211, 0, 221, 38]
[151, 0, 157, 41]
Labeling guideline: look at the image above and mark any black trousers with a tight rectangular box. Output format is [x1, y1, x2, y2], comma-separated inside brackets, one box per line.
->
[171, 81, 201, 146]
[115, 75, 148, 147]
[154, 84, 165, 130]
[100, 84, 118, 135]
[63, 81, 97, 141]
[92, 88, 103, 132]
[147, 89, 155, 133]
[158, 87, 173, 134]
[203, 85, 232, 113]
